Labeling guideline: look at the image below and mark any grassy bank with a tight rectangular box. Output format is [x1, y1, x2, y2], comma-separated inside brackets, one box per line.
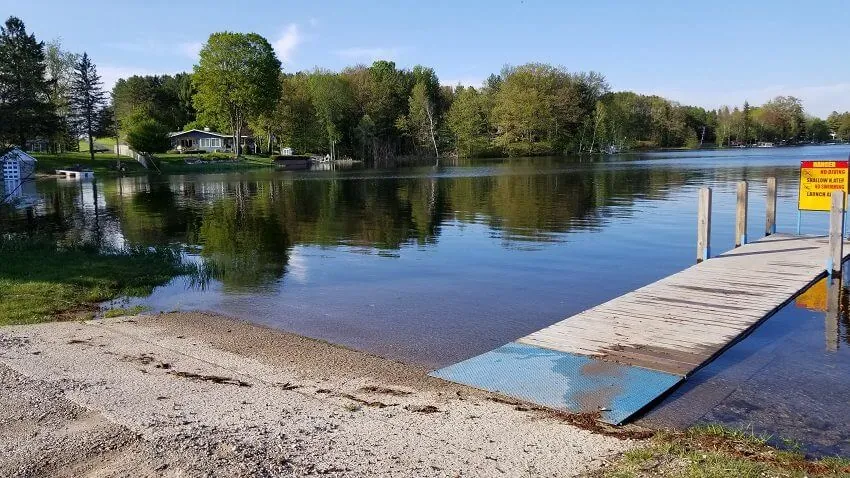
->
[34, 151, 147, 174]
[33, 151, 276, 176]
[592, 424, 850, 478]
[0, 238, 189, 325]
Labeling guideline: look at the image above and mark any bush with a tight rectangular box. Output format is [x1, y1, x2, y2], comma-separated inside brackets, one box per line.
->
[126, 119, 170, 156]
[204, 152, 232, 161]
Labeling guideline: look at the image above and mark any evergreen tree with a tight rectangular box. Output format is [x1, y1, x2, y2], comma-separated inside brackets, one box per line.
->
[742, 101, 751, 145]
[0, 16, 56, 147]
[69, 52, 106, 161]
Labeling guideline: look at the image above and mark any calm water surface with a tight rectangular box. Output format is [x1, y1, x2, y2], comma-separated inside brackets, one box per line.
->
[5, 145, 850, 455]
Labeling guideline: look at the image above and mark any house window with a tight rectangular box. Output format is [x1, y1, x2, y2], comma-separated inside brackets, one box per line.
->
[200, 138, 222, 148]
[180, 139, 193, 148]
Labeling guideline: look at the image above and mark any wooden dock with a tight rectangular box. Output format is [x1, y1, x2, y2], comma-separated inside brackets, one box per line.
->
[432, 233, 850, 424]
[518, 233, 850, 376]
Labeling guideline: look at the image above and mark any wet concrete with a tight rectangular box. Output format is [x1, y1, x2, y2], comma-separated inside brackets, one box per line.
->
[641, 276, 850, 458]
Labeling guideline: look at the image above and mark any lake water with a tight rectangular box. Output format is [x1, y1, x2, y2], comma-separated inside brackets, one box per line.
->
[4, 144, 850, 455]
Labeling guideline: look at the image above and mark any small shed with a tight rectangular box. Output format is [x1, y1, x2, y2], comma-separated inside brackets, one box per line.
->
[1, 148, 37, 181]
[281, 147, 294, 156]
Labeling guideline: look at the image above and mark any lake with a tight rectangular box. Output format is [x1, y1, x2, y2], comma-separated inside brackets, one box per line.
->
[5, 144, 850, 455]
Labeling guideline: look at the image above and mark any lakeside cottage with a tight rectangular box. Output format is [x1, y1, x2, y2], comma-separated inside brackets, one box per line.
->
[1, 148, 37, 181]
[168, 128, 256, 153]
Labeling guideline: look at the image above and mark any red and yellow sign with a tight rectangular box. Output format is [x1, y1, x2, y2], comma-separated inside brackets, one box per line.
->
[798, 160, 850, 211]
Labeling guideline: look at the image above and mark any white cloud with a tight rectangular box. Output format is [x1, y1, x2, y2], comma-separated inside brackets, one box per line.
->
[644, 82, 850, 118]
[179, 41, 203, 60]
[273, 24, 301, 63]
[335, 47, 400, 62]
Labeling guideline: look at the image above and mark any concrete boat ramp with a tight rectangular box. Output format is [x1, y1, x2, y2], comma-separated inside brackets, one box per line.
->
[431, 234, 850, 424]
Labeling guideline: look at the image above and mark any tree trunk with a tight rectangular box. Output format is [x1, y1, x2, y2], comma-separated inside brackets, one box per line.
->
[87, 117, 95, 162]
[425, 101, 439, 160]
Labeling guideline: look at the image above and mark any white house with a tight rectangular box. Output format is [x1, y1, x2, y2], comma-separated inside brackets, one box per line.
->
[1, 148, 37, 181]
[281, 147, 294, 156]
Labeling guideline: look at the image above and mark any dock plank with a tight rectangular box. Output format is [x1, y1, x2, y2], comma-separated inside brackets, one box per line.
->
[432, 234, 849, 423]
[517, 234, 848, 375]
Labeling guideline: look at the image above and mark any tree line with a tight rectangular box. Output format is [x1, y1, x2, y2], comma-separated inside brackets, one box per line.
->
[2, 15, 848, 166]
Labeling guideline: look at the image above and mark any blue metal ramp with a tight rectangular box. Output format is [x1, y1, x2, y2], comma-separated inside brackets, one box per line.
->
[430, 342, 682, 425]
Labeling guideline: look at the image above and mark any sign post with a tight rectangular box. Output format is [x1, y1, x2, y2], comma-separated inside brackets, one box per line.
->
[797, 160, 850, 236]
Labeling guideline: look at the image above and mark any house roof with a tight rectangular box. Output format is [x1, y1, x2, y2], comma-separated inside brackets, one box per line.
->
[168, 129, 252, 139]
[1, 148, 37, 163]
[168, 129, 231, 138]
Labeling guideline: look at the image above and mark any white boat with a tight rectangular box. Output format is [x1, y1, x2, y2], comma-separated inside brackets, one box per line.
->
[756, 142, 775, 148]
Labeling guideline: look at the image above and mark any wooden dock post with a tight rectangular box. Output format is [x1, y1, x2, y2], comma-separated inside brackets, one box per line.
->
[765, 177, 776, 236]
[735, 181, 748, 247]
[828, 190, 845, 276]
[697, 187, 712, 263]
[826, 276, 840, 352]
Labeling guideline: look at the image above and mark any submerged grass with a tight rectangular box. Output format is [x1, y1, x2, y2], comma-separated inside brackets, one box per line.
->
[592, 424, 850, 478]
[0, 237, 188, 325]
[102, 305, 151, 318]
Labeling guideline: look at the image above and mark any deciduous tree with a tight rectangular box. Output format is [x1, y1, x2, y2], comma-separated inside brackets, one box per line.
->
[192, 32, 281, 157]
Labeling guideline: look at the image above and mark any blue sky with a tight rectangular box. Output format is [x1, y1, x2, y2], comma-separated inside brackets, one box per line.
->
[4, 0, 849, 117]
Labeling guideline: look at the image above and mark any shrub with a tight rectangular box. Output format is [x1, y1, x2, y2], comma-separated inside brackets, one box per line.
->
[126, 119, 170, 156]
[204, 152, 232, 161]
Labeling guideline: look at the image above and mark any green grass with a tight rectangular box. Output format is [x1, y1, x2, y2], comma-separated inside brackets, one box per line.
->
[33, 151, 147, 174]
[594, 425, 850, 478]
[0, 237, 188, 325]
[32, 151, 275, 176]
[79, 137, 117, 151]
[102, 305, 151, 318]
[152, 153, 275, 173]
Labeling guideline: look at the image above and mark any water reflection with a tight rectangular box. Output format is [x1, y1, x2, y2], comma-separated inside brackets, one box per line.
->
[2, 147, 849, 369]
[3, 160, 711, 290]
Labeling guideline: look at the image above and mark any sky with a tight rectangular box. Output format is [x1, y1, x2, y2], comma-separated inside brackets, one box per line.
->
[3, 0, 849, 117]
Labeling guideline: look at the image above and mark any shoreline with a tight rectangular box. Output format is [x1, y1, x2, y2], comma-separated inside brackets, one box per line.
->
[0, 311, 638, 476]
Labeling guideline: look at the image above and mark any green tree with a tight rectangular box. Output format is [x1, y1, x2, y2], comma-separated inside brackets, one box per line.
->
[70, 52, 106, 161]
[0, 16, 56, 147]
[44, 39, 78, 152]
[192, 32, 281, 157]
[125, 118, 170, 156]
[805, 117, 831, 143]
[397, 81, 439, 157]
[308, 70, 355, 158]
[272, 73, 322, 154]
[448, 86, 490, 157]
[741, 101, 751, 144]
[112, 74, 197, 134]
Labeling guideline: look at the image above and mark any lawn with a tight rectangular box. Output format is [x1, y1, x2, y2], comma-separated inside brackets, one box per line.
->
[33, 151, 275, 175]
[78, 136, 117, 152]
[0, 237, 190, 325]
[33, 151, 147, 174]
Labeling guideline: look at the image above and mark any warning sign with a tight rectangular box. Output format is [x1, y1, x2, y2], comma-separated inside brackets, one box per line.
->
[797, 160, 849, 211]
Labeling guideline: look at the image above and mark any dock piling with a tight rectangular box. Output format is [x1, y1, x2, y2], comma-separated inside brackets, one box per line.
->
[826, 276, 841, 352]
[697, 187, 712, 263]
[735, 181, 748, 247]
[765, 177, 776, 236]
[828, 190, 845, 276]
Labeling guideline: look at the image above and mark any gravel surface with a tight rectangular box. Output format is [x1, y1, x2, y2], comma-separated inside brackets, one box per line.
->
[0, 312, 638, 477]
